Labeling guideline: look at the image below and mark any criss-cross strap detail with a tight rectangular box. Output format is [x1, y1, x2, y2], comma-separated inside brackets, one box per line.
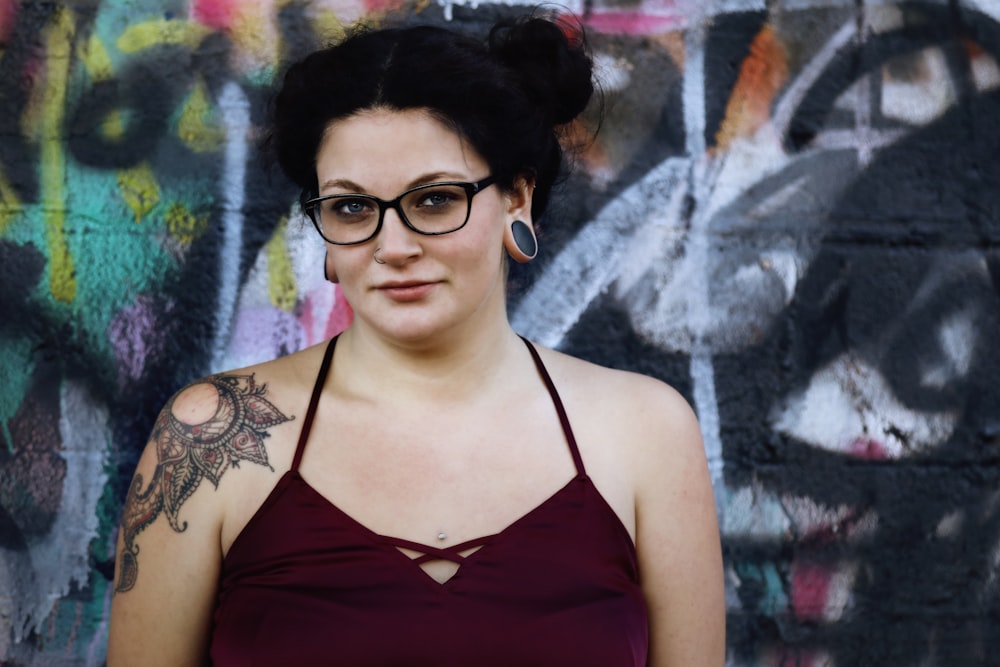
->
[286, 335, 583, 570]
[518, 336, 586, 477]
[379, 535, 496, 565]
[291, 336, 339, 472]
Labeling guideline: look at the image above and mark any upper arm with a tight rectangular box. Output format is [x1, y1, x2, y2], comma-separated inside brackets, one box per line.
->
[108, 455, 222, 665]
[631, 380, 725, 666]
[108, 425, 223, 665]
[108, 373, 293, 666]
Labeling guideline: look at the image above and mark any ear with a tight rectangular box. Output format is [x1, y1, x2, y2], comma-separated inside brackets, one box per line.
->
[324, 250, 339, 283]
[504, 219, 537, 263]
[503, 176, 537, 263]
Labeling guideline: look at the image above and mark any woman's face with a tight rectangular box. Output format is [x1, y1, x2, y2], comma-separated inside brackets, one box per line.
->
[316, 107, 528, 346]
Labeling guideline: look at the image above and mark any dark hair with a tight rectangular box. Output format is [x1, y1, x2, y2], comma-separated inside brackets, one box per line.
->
[268, 14, 594, 223]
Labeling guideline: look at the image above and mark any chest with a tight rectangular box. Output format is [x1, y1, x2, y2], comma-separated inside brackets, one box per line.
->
[212, 469, 648, 667]
[220, 383, 637, 564]
[297, 397, 582, 557]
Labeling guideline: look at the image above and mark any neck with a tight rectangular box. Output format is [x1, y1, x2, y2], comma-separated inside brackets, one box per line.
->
[333, 321, 526, 405]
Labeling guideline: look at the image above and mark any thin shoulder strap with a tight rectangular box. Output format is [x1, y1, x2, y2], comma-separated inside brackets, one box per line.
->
[291, 336, 339, 472]
[519, 336, 586, 476]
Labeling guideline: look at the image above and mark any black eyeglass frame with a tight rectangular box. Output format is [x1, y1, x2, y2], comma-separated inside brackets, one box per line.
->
[303, 176, 497, 246]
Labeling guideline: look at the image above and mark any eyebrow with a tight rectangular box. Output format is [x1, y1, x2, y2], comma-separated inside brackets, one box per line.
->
[318, 178, 366, 193]
[317, 172, 472, 195]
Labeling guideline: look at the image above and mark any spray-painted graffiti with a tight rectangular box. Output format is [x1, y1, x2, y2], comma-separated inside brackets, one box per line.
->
[515, 1, 1000, 664]
[1, 0, 998, 664]
[0, 2, 349, 662]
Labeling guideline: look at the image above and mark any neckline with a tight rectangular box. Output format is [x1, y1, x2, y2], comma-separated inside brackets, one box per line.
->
[222, 457, 638, 584]
[275, 334, 593, 589]
[287, 467, 590, 590]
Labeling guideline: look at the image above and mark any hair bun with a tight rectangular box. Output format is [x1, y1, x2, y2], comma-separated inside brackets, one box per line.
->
[488, 17, 594, 125]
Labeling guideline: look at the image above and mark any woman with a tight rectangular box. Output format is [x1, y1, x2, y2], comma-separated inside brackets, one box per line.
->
[108, 14, 724, 666]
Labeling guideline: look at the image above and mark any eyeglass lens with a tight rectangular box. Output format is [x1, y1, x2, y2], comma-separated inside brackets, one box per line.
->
[312, 183, 473, 244]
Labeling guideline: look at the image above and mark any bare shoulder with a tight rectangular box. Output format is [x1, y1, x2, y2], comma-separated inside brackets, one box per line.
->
[115, 342, 331, 591]
[108, 343, 331, 665]
[531, 344, 701, 465]
[538, 348, 724, 663]
[530, 343, 724, 664]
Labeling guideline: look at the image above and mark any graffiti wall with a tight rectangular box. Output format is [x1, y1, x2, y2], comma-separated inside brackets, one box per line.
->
[1, 0, 998, 664]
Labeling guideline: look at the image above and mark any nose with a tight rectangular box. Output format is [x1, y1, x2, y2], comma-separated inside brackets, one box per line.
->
[374, 205, 422, 264]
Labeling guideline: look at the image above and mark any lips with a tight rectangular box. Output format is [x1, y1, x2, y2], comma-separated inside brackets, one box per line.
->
[375, 280, 439, 302]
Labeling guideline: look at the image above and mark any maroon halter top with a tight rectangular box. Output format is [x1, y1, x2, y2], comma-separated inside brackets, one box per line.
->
[210, 337, 648, 666]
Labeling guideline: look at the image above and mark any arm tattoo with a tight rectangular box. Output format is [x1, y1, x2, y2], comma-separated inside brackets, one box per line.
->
[115, 373, 292, 593]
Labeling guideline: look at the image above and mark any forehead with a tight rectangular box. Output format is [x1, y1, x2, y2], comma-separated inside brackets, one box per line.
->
[316, 108, 486, 187]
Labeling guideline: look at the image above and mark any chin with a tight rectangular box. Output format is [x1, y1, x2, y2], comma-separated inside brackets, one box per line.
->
[361, 311, 461, 346]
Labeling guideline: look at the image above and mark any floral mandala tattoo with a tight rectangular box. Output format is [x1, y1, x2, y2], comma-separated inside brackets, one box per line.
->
[116, 373, 292, 593]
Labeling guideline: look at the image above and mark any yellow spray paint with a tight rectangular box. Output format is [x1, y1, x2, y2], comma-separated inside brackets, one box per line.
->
[117, 19, 211, 53]
[78, 32, 113, 81]
[80, 33, 126, 142]
[165, 201, 208, 245]
[178, 78, 225, 153]
[101, 109, 126, 141]
[0, 171, 22, 234]
[265, 217, 297, 312]
[117, 163, 161, 222]
[312, 8, 347, 44]
[42, 8, 76, 303]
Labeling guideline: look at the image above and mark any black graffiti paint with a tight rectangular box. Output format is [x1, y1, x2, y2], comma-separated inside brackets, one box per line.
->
[0, 3, 62, 203]
[562, 3, 1000, 664]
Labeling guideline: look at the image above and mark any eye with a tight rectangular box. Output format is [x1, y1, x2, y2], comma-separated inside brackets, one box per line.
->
[325, 197, 376, 223]
[421, 192, 454, 206]
[412, 187, 463, 213]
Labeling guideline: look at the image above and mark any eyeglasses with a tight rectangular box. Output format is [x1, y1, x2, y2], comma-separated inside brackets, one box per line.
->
[303, 176, 496, 245]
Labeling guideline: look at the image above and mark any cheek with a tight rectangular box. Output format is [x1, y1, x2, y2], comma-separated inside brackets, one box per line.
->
[325, 247, 368, 285]
[475, 210, 508, 253]
[458, 226, 505, 274]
